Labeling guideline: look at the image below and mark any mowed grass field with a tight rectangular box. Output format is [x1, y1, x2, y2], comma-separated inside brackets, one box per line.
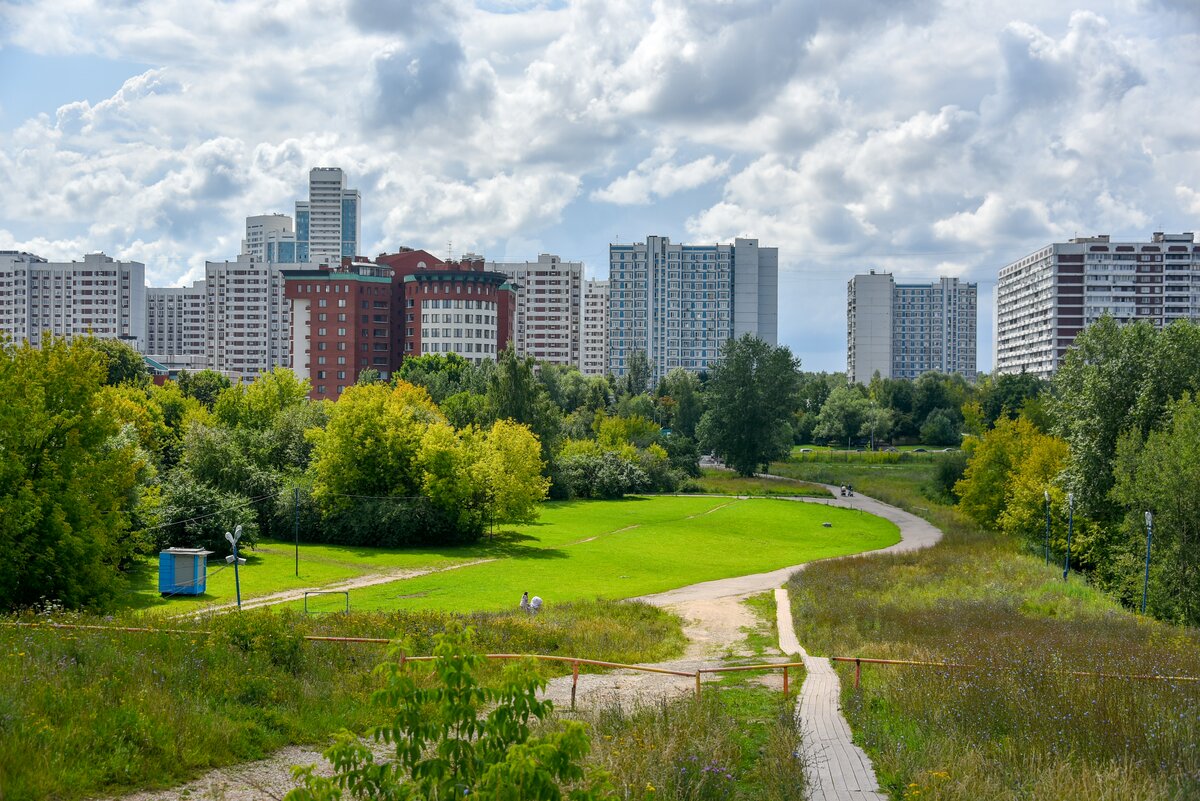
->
[127, 495, 898, 615]
[323, 495, 899, 613]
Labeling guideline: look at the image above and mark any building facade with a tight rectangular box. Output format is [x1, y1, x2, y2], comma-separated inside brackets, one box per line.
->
[145, 280, 208, 372]
[0, 251, 146, 350]
[296, 167, 360, 265]
[204, 255, 322, 380]
[995, 232, 1200, 378]
[487, 254, 582, 367]
[284, 250, 517, 400]
[242, 214, 295, 263]
[607, 236, 777, 381]
[847, 272, 978, 383]
[580, 278, 609, 376]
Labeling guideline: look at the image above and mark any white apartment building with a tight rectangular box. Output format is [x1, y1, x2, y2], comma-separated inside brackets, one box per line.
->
[146, 281, 208, 372]
[488, 254, 582, 367]
[296, 167, 360, 265]
[581, 278, 609, 376]
[204, 255, 322, 379]
[0, 251, 146, 350]
[996, 232, 1200, 378]
[608, 236, 777, 381]
[242, 214, 294, 262]
[847, 272, 977, 383]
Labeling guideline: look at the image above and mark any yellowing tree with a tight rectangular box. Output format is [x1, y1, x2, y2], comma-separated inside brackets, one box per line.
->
[478, 419, 549, 524]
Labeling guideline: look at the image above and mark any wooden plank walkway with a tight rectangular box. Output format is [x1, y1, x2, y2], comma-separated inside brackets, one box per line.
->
[777, 587, 887, 800]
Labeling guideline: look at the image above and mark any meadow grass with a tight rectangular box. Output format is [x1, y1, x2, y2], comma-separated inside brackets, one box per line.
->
[327, 496, 899, 613]
[778, 457, 1200, 801]
[0, 600, 685, 801]
[685, 468, 832, 498]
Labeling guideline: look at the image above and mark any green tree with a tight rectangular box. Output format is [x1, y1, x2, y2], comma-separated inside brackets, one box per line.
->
[356, 367, 382, 385]
[919, 408, 961, 446]
[812, 384, 869, 445]
[697, 335, 801, 476]
[659, 368, 703, 438]
[87, 337, 150, 387]
[980, 372, 1047, 428]
[0, 337, 143, 609]
[286, 625, 611, 801]
[487, 348, 562, 461]
[1112, 395, 1200, 625]
[177, 369, 232, 409]
[621, 350, 653, 397]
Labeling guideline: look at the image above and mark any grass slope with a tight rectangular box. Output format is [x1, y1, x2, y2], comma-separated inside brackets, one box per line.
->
[687, 468, 832, 498]
[777, 458, 1200, 801]
[331, 495, 899, 613]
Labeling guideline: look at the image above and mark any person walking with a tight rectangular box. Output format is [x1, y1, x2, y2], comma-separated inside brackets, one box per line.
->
[520, 591, 530, 613]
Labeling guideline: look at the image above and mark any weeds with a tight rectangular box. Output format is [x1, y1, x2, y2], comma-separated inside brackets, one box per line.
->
[779, 457, 1200, 801]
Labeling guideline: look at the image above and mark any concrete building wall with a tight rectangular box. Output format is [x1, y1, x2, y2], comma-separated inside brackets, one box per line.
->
[488, 254, 582, 367]
[0, 251, 146, 350]
[581, 278, 609, 375]
[847, 272, 894, 383]
[146, 280, 208, 369]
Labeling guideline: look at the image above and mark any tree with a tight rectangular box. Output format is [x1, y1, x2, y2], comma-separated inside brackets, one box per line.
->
[355, 367, 382, 385]
[487, 348, 562, 461]
[812, 384, 870, 445]
[659, 368, 703, 438]
[0, 337, 144, 610]
[980, 372, 1047, 428]
[621, 350, 653, 397]
[87, 337, 149, 387]
[1112, 394, 1200, 625]
[177, 369, 232, 409]
[477, 419, 550, 524]
[697, 335, 801, 476]
[919, 408, 961, 446]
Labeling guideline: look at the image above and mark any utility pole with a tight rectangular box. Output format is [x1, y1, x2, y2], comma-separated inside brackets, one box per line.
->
[1062, 493, 1074, 581]
[225, 524, 246, 610]
[1142, 511, 1153, 614]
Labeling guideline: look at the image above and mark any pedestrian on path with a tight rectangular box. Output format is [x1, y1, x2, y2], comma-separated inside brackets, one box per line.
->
[520, 591, 530, 613]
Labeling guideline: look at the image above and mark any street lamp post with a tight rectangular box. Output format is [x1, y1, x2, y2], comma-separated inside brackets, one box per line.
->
[225, 524, 247, 610]
[1062, 493, 1074, 581]
[1142, 511, 1153, 615]
[1043, 489, 1051, 566]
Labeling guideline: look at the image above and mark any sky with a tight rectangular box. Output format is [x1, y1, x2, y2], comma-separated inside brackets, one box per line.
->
[1, 0, 1198, 373]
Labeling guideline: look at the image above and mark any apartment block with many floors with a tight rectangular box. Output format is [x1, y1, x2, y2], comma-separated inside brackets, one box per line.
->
[608, 236, 777, 381]
[995, 232, 1200, 378]
[847, 272, 977, 383]
[487, 254, 582, 367]
[581, 278, 609, 376]
[296, 167, 360, 265]
[0, 251, 146, 350]
[205, 255, 322, 380]
[145, 280, 208, 373]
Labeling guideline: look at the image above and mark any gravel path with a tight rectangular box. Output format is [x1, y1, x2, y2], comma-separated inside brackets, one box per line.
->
[104, 486, 940, 801]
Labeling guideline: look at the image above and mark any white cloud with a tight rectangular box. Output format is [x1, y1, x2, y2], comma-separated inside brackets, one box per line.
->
[592, 147, 729, 205]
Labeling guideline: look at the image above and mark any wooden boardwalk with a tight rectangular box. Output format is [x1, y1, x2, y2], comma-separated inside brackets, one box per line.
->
[772, 487, 943, 800]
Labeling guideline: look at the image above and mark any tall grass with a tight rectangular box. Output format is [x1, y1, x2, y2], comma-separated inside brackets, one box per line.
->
[0, 601, 684, 801]
[682, 469, 831, 498]
[777, 457, 1200, 800]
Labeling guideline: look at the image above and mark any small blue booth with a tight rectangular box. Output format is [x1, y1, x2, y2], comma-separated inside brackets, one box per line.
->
[158, 548, 214, 596]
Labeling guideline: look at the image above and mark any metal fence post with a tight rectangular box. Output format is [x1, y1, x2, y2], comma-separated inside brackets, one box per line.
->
[855, 657, 862, 689]
[571, 661, 579, 710]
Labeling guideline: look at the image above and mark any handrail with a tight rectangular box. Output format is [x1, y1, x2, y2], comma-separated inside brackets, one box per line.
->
[830, 655, 1200, 688]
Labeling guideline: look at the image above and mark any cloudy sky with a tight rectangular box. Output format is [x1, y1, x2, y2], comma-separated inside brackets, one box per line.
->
[2, 0, 1198, 372]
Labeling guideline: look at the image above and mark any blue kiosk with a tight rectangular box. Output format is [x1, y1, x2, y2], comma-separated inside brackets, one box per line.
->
[158, 548, 214, 596]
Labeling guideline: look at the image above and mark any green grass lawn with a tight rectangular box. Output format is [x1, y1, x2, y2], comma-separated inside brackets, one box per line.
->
[325, 495, 899, 613]
[126, 495, 898, 615]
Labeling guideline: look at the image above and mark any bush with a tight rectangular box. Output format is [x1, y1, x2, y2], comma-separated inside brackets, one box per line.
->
[557, 451, 649, 499]
[318, 496, 478, 548]
[930, 451, 968, 502]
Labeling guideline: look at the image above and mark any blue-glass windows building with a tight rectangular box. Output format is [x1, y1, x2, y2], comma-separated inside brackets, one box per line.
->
[242, 167, 359, 265]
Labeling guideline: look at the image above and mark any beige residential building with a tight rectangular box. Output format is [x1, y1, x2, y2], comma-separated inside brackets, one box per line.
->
[146, 280, 208, 372]
[488, 254, 582, 367]
[0, 251, 146, 349]
[581, 278, 609, 375]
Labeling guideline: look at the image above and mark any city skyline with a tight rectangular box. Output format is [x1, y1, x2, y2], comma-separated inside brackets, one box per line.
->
[2, 1, 1199, 372]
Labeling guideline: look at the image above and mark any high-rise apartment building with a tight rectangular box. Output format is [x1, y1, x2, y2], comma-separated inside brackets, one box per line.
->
[607, 236, 777, 380]
[146, 280, 208, 372]
[204, 255, 322, 379]
[996, 232, 1200, 378]
[581, 278, 609, 376]
[487, 254, 582, 367]
[0, 251, 146, 349]
[296, 167, 360, 264]
[244, 168, 360, 265]
[847, 272, 977, 383]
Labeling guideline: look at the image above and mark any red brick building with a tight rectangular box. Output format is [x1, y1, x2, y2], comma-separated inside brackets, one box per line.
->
[284, 250, 516, 399]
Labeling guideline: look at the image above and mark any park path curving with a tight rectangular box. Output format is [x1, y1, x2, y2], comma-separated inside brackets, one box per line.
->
[107, 487, 941, 801]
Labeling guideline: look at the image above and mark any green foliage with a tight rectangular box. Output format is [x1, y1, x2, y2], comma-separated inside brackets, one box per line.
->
[978, 372, 1047, 428]
[86, 337, 150, 387]
[176, 368, 232, 409]
[0, 337, 144, 610]
[488, 348, 563, 461]
[286, 625, 611, 801]
[556, 446, 649, 499]
[658, 368, 703, 439]
[1111, 394, 1200, 624]
[812, 384, 869, 444]
[397, 352, 492, 404]
[156, 474, 261, 552]
[918, 408, 961, 446]
[698, 335, 801, 476]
